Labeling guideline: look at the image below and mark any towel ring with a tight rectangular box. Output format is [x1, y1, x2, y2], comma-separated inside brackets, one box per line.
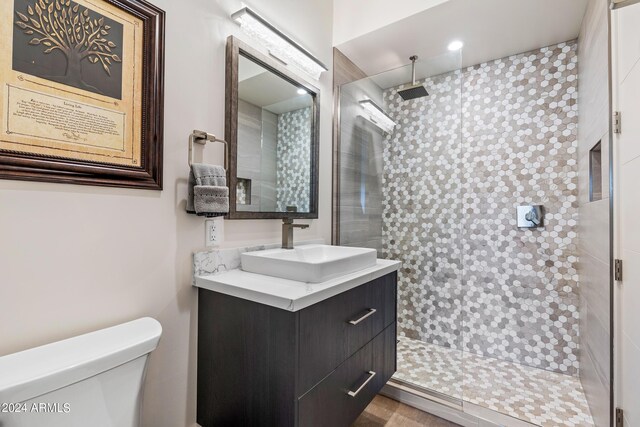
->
[188, 130, 228, 169]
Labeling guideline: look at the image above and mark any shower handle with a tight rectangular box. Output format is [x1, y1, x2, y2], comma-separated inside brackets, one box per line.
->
[525, 208, 540, 225]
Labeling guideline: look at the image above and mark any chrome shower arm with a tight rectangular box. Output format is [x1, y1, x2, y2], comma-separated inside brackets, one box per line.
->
[409, 55, 418, 85]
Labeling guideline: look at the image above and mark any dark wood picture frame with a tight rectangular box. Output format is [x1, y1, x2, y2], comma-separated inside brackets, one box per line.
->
[225, 35, 320, 219]
[0, 0, 165, 190]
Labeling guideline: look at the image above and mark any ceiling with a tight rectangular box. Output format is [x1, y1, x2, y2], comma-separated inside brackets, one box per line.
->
[336, 0, 589, 80]
[368, 51, 461, 89]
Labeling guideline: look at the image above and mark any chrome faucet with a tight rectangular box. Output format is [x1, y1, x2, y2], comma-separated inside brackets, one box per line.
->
[282, 218, 309, 249]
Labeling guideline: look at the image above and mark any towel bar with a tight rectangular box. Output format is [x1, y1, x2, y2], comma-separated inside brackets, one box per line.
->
[188, 130, 228, 169]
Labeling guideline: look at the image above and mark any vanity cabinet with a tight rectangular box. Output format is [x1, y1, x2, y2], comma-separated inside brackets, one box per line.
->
[197, 271, 397, 427]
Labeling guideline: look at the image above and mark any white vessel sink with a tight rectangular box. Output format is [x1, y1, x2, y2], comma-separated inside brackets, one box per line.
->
[240, 244, 377, 283]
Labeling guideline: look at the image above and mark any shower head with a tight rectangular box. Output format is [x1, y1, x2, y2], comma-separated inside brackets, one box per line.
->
[398, 55, 429, 101]
[398, 85, 429, 101]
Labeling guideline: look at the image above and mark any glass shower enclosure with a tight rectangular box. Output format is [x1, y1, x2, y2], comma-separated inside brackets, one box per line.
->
[337, 50, 465, 404]
[336, 42, 591, 426]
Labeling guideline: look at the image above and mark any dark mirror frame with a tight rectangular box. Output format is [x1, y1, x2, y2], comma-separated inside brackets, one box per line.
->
[225, 36, 320, 219]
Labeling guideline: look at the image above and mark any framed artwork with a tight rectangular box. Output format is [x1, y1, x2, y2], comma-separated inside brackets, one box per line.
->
[0, 0, 165, 189]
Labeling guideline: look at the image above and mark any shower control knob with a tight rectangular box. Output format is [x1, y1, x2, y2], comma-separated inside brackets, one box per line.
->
[517, 205, 544, 228]
[525, 209, 540, 225]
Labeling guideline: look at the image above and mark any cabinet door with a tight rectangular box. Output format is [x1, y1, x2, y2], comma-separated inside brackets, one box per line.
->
[298, 273, 396, 394]
[197, 289, 298, 427]
[298, 325, 396, 427]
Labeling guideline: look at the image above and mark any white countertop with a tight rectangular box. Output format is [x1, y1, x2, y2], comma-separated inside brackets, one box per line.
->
[194, 259, 401, 311]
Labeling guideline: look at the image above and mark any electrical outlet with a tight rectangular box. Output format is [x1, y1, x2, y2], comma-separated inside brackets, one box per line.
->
[205, 218, 224, 247]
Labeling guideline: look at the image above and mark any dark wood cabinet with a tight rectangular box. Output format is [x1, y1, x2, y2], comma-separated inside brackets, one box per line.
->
[298, 325, 396, 427]
[197, 271, 397, 427]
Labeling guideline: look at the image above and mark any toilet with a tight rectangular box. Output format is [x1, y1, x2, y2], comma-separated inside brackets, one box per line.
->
[0, 317, 162, 427]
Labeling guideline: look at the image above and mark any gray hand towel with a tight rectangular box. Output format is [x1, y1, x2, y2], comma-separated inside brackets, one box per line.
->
[194, 186, 229, 217]
[187, 163, 228, 214]
[191, 163, 227, 186]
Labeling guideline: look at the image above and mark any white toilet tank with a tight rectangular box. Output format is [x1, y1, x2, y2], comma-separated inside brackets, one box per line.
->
[0, 317, 162, 427]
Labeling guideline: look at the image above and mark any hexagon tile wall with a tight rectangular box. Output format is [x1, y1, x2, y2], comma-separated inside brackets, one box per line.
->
[382, 41, 579, 375]
[276, 107, 312, 212]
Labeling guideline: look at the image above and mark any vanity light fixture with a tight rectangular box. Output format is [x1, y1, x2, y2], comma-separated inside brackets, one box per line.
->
[231, 7, 328, 80]
[359, 100, 397, 134]
[448, 40, 464, 51]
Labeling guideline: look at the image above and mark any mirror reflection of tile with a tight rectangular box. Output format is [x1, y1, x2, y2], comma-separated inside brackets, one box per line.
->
[236, 100, 312, 213]
[236, 178, 252, 205]
[236, 54, 313, 213]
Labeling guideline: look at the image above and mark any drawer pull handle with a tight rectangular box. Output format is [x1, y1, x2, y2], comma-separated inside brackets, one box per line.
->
[349, 308, 377, 325]
[347, 371, 376, 397]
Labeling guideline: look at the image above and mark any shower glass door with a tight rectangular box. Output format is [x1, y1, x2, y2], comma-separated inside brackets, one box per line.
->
[338, 41, 594, 427]
[337, 50, 464, 404]
[458, 42, 589, 426]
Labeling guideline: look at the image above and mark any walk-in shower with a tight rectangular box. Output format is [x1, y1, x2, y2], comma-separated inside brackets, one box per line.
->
[336, 43, 594, 426]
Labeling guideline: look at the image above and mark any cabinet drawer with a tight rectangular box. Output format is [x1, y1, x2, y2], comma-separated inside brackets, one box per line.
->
[298, 272, 396, 394]
[298, 324, 396, 427]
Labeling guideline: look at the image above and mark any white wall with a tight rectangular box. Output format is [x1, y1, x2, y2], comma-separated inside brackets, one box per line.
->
[0, 0, 333, 426]
[332, 0, 448, 45]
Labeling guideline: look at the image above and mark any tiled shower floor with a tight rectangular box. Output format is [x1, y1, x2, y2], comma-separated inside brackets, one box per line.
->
[393, 337, 594, 427]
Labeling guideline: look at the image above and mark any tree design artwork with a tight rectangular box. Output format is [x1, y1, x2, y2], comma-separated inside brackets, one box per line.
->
[14, 0, 121, 88]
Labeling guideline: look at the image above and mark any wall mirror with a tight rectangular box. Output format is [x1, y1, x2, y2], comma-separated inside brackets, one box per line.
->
[225, 36, 320, 219]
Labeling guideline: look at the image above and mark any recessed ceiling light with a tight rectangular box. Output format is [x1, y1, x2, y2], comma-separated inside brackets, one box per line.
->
[448, 40, 464, 51]
[297, 88, 307, 95]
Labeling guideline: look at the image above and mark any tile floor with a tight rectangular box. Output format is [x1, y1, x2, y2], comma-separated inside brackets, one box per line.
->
[353, 395, 458, 427]
[393, 337, 594, 427]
